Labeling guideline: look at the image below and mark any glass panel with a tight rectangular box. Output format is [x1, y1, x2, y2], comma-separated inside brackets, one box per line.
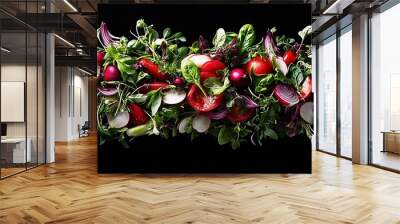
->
[1, 30, 28, 177]
[317, 35, 337, 154]
[38, 32, 45, 165]
[371, 3, 400, 171]
[339, 27, 352, 158]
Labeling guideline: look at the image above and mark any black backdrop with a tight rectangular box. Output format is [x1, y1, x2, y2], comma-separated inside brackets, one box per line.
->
[98, 4, 312, 173]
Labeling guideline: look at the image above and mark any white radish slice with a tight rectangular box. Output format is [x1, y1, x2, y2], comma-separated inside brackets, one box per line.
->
[190, 54, 212, 68]
[178, 117, 192, 134]
[192, 115, 211, 133]
[300, 102, 313, 124]
[275, 56, 288, 76]
[107, 111, 129, 128]
[162, 89, 186, 105]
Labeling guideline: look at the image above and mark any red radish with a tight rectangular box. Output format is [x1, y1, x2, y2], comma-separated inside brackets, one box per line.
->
[139, 58, 168, 80]
[187, 85, 224, 112]
[227, 105, 255, 123]
[97, 51, 104, 66]
[104, 65, 120, 81]
[139, 82, 169, 94]
[200, 71, 219, 83]
[229, 68, 249, 87]
[299, 76, 312, 100]
[283, 50, 297, 65]
[246, 56, 273, 76]
[174, 77, 184, 86]
[129, 103, 149, 126]
[273, 84, 299, 107]
[201, 60, 226, 73]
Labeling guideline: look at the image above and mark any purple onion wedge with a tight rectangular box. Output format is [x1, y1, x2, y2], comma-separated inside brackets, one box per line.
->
[205, 109, 228, 120]
[273, 84, 299, 107]
[98, 87, 118, 96]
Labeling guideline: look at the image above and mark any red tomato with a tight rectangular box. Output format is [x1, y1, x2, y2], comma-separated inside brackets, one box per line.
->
[186, 85, 224, 112]
[283, 50, 297, 65]
[201, 60, 226, 73]
[200, 71, 219, 83]
[139, 58, 168, 80]
[299, 75, 312, 100]
[138, 82, 169, 94]
[227, 105, 255, 123]
[129, 103, 149, 126]
[245, 56, 273, 76]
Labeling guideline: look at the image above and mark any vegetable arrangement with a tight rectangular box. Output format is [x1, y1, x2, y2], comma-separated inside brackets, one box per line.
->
[97, 19, 313, 149]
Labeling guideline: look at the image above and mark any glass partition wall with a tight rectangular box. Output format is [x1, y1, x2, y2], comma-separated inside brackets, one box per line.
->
[316, 25, 352, 159]
[370, 2, 400, 171]
[0, 2, 46, 179]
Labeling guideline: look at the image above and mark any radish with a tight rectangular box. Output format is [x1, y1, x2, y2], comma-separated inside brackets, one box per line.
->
[98, 87, 118, 96]
[274, 56, 288, 76]
[273, 84, 299, 107]
[162, 89, 186, 105]
[181, 54, 211, 69]
[178, 117, 192, 134]
[300, 76, 312, 100]
[300, 102, 313, 124]
[104, 65, 120, 81]
[97, 51, 104, 66]
[173, 77, 184, 86]
[229, 68, 249, 87]
[107, 111, 129, 128]
[192, 115, 211, 133]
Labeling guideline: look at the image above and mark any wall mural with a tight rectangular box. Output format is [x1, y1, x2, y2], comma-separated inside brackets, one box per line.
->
[97, 4, 312, 173]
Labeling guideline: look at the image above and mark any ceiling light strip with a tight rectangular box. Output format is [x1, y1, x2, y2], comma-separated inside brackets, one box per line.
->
[54, 34, 75, 48]
[63, 0, 78, 12]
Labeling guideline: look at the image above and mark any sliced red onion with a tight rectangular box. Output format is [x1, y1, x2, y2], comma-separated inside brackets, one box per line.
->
[98, 22, 121, 48]
[205, 109, 228, 120]
[98, 87, 118, 96]
[241, 95, 258, 109]
[274, 84, 299, 107]
[264, 30, 281, 58]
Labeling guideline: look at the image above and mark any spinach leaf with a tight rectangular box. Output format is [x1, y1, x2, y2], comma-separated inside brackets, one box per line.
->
[212, 28, 226, 48]
[218, 126, 236, 145]
[238, 24, 256, 51]
[203, 77, 230, 95]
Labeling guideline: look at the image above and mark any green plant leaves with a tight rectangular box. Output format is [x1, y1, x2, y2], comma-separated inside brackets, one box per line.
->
[203, 77, 230, 95]
[212, 28, 226, 48]
[238, 24, 256, 52]
[182, 61, 200, 84]
[218, 126, 236, 145]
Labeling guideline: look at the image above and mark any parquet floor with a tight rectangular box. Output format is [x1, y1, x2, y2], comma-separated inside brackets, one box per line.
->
[1, 135, 400, 224]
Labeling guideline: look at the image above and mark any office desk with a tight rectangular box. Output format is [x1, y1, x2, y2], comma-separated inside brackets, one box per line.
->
[1, 138, 31, 163]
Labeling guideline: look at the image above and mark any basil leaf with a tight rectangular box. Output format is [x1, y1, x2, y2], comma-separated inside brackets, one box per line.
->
[181, 61, 200, 84]
[238, 24, 256, 50]
[218, 126, 236, 145]
[151, 93, 162, 116]
[163, 27, 171, 38]
[298, 25, 312, 40]
[203, 77, 230, 95]
[128, 94, 147, 103]
[212, 28, 226, 48]
[263, 127, 278, 140]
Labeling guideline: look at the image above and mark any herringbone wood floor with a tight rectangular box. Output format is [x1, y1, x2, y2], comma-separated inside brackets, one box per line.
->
[1, 135, 400, 224]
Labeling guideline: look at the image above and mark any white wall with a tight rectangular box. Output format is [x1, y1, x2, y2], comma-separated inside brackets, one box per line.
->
[54, 67, 89, 141]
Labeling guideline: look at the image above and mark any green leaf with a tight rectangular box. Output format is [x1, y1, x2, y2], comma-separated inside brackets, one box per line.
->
[212, 28, 226, 48]
[255, 75, 274, 93]
[128, 94, 147, 103]
[238, 24, 256, 51]
[298, 25, 312, 40]
[181, 61, 200, 84]
[289, 65, 304, 89]
[218, 126, 236, 145]
[178, 47, 189, 58]
[136, 19, 146, 28]
[163, 27, 171, 38]
[231, 140, 240, 150]
[203, 77, 230, 95]
[151, 93, 162, 116]
[264, 127, 278, 140]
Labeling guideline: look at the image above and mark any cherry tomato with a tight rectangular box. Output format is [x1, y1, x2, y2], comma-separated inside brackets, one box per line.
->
[186, 85, 224, 112]
[227, 105, 255, 123]
[139, 58, 168, 80]
[299, 75, 312, 100]
[283, 50, 297, 65]
[201, 60, 226, 73]
[245, 56, 273, 76]
[129, 103, 149, 126]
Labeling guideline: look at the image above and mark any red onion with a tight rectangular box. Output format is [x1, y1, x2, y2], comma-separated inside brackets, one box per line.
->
[98, 87, 118, 96]
[264, 30, 280, 58]
[242, 95, 258, 109]
[229, 68, 249, 87]
[98, 22, 120, 48]
[273, 84, 299, 107]
[205, 109, 228, 120]
[104, 65, 121, 81]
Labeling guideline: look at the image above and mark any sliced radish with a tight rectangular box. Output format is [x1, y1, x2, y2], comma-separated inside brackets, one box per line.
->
[300, 75, 312, 100]
[274, 56, 288, 76]
[274, 84, 299, 107]
[192, 115, 211, 133]
[190, 54, 212, 68]
[162, 89, 186, 105]
[300, 102, 313, 124]
[107, 111, 129, 128]
[178, 117, 192, 134]
[98, 87, 118, 96]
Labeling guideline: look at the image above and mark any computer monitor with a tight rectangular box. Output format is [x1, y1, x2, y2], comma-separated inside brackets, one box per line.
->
[1, 123, 7, 137]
